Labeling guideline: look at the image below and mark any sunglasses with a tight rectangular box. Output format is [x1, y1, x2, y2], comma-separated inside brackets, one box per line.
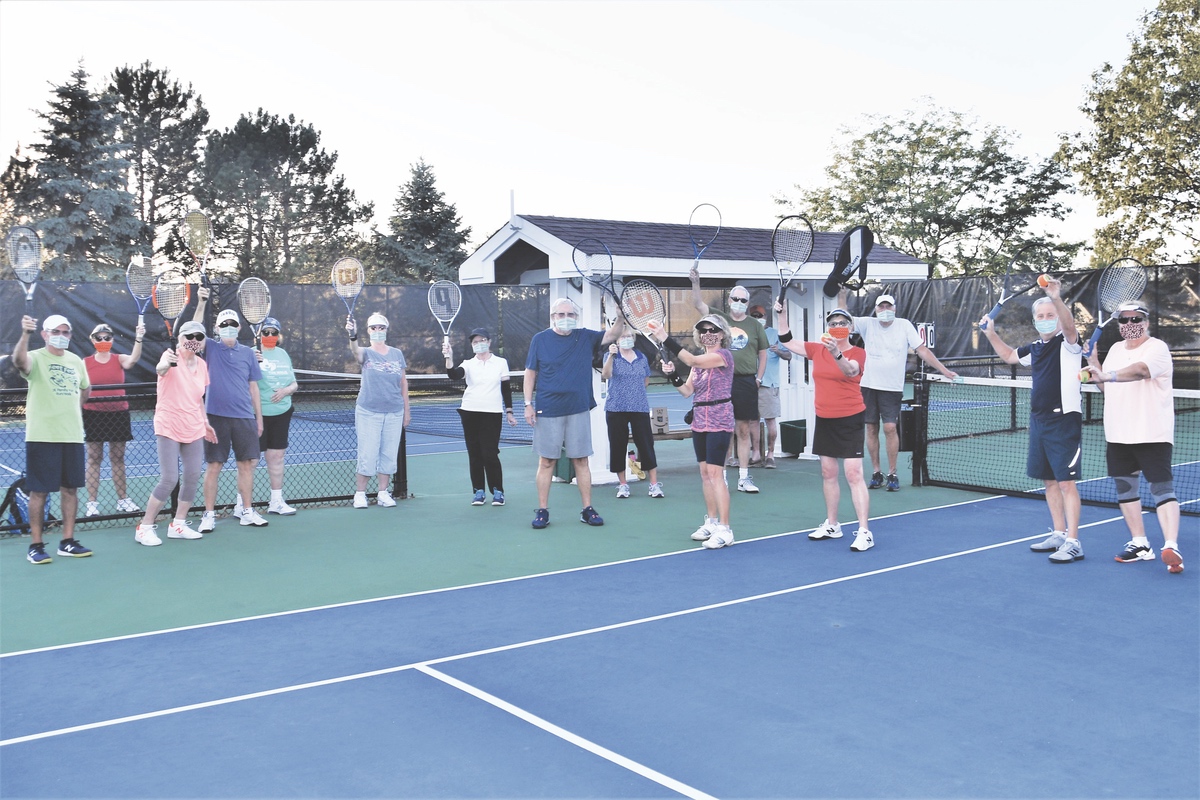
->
[730, 298, 749, 304]
[183, 333, 206, 341]
[91, 335, 113, 342]
[749, 314, 764, 319]
[697, 327, 719, 334]
[218, 321, 240, 329]
[261, 329, 280, 336]
[1117, 316, 1146, 324]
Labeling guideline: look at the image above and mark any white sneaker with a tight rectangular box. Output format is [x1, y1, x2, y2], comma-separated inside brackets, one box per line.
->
[377, 490, 396, 508]
[268, 500, 297, 516]
[809, 520, 843, 540]
[198, 511, 216, 533]
[703, 524, 734, 549]
[116, 497, 141, 513]
[737, 476, 760, 494]
[232, 504, 245, 520]
[850, 529, 874, 551]
[239, 509, 268, 527]
[648, 482, 665, 498]
[134, 524, 162, 547]
[167, 519, 203, 539]
[690, 516, 719, 541]
[616, 483, 630, 499]
[85, 501, 100, 517]
[353, 491, 369, 509]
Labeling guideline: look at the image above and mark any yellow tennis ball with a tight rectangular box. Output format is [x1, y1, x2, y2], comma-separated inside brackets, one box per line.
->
[1078, 368, 1091, 383]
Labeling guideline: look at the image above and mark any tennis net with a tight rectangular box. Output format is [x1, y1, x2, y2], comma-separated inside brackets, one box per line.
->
[913, 375, 1200, 516]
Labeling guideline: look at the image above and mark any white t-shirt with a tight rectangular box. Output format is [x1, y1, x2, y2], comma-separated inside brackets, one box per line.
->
[458, 354, 511, 414]
[851, 316, 922, 392]
[1100, 337, 1174, 444]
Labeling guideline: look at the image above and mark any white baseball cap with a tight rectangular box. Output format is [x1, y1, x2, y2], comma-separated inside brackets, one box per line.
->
[875, 294, 896, 307]
[216, 309, 240, 325]
[42, 314, 71, 332]
[367, 312, 389, 328]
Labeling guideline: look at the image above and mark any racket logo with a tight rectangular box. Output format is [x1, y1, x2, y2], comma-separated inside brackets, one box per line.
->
[625, 294, 655, 317]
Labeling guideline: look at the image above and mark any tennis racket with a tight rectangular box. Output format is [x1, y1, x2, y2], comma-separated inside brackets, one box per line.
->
[428, 280, 462, 352]
[5, 225, 42, 312]
[823, 225, 874, 297]
[979, 243, 1054, 331]
[620, 278, 670, 362]
[126, 256, 155, 326]
[331, 256, 365, 329]
[180, 210, 212, 288]
[1083, 257, 1149, 356]
[771, 215, 815, 304]
[688, 203, 722, 273]
[238, 277, 272, 349]
[571, 237, 621, 314]
[152, 268, 191, 366]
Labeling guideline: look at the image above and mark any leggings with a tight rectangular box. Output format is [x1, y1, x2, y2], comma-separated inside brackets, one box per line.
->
[606, 411, 658, 473]
[152, 436, 205, 509]
[458, 409, 504, 493]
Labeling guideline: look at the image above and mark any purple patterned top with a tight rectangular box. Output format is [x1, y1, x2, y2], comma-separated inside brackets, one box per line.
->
[605, 350, 652, 413]
[690, 349, 734, 432]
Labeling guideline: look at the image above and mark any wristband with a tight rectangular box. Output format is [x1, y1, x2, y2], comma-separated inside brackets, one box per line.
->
[777, 331, 793, 343]
[1106, 371, 1117, 383]
[662, 337, 683, 357]
[668, 374, 685, 387]
[348, 334, 357, 341]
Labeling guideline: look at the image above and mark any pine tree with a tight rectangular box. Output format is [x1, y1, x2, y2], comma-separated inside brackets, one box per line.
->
[379, 159, 471, 283]
[0, 145, 37, 234]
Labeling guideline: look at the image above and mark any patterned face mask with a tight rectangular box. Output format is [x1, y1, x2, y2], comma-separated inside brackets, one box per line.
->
[182, 340, 204, 354]
[699, 332, 722, 348]
[1118, 320, 1146, 340]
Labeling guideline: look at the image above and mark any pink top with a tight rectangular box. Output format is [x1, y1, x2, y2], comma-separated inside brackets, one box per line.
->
[690, 349, 735, 433]
[154, 358, 210, 442]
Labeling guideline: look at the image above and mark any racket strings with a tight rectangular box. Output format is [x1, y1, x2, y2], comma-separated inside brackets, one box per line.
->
[688, 204, 722, 250]
[1099, 271, 1148, 311]
[239, 283, 272, 325]
[428, 282, 461, 322]
[127, 261, 155, 298]
[773, 229, 814, 265]
[182, 212, 212, 255]
[620, 283, 665, 331]
[153, 276, 190, 320]
[332, 258, 364, 298]
[6, 228, 42, 280]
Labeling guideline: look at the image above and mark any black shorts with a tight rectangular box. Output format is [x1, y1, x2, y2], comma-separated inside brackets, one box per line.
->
[204, 415, 261, 464]
[730, 374, 759, 422]
[1106, 441, 1173, 483]
[862, 388, 902, 426]
[82, 409, 134, 443]
[260, 407, 294, 451]
[26, 441, 86, 492]
[813, 412, 865, 459]
[692, 430, 734, 465]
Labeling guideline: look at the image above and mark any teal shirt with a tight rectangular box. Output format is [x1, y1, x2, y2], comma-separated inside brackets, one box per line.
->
[257, 347, 296, 417]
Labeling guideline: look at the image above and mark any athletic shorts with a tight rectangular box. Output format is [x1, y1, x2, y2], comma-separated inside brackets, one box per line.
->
[26, 441, 86, 493]
[862, 387, 902, 426]
[82, 409, 134, 443]
[1106, 441, 1173, 483]
[757, 385, 781, 420]
[1026, 413, 1082, 482]
[260, 407, 294, 451]
[692, 430, 734, 466]
[204, 414, 261, 464]
[532, 410, 593, 460]
[731, 374, 759, 422]
[813, 412, 865, 459]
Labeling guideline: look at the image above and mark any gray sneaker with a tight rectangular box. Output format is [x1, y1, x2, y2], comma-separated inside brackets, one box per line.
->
[1048, 538, 1084, 563]
[1030, 531, 1066, 552]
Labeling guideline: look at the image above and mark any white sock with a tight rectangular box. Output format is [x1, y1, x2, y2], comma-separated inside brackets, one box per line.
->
[1164, 541, 1179, 551]
[1133, 537, 1151, 547]
[739, 468, 749, 479]
[271, 489, 283, 503]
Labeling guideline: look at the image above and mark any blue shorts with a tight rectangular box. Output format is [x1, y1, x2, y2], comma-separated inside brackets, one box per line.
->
[26, 441, 86, 493]
[1027, 413, 1082, 482]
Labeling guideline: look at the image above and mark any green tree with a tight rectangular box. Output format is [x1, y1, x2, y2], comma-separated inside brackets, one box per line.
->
[109, 62, 209, 258]
[1060, 0, 1199, 265]
[0, 145, 37, 234]
[24, 64, 143, 279]
[198, 109, 373, 281]
[378, 159, 471, 283]
[780, 103, 1078, 277]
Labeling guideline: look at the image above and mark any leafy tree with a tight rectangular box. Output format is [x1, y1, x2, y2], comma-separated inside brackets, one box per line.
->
[377, 159, 471, 283]
[108, 62, 209, 258]
[779, 103, 1078, 277]
[198, 109, 373, 282]
[1060, 0, 1199, 264]
[23, 65, 143, 279]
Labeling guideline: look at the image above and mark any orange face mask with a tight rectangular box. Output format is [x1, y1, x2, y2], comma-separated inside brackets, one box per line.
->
[827, 326, 850, 340]
[261, 335, 280, 349]
[93, 340, 113, 353]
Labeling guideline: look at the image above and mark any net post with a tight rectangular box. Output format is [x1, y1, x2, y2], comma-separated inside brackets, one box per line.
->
[911, 373, 930, 487]
[392, 426, 408, 499]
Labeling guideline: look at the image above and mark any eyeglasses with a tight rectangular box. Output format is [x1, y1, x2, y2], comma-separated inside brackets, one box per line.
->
[218, 321, 240, 329]
[1117, 316, 1146, 324]
[368, 325, 387, 331]
[261, 330, 280, 336]
[183, 333, 206, 341]
[91, 335, 113, 342]
[697, 326, 719, 334]
[550, 312, 578, 318]
[729, 297, 749, 303]
[827, 320, 851, 328]
[749, 314, 764, 319]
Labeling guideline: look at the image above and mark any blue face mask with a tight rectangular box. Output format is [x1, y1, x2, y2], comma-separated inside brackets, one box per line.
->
[728, 300, 748, 314]
[369, 330, 387, 343]
[48, 334, 70, 350]
[617, 337, 636, 350]
[472, 341, 490, 354]
[554, 317, 577, 332]
[1034, 319, 1059, 335]
[876, 310, 895, 323]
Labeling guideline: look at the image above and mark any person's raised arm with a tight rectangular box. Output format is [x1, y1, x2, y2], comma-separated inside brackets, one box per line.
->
[978, 315, 1020, 365]
[772, 303, 810, 359]
[192, 286, 209, 323]
[1043, 277, 1078, 345]
[119, 323, 146, 370]
[13, 315, 35, 374]
[688, 265, 710, 315]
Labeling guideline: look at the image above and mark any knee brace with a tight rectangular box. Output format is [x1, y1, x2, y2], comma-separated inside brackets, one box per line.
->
[1150, 479, 1177, 508]
[1113, 475, 1141, 505]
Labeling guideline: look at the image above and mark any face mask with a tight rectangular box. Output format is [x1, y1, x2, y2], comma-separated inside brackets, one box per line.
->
[827, 326, 851, 340]
[554, 317, 577, 332]
[472, 341, 490, 354]
[752, 317, 765, 327]
[699, 332, 722, 348]
[182, 340, 204, 354]
[1118, 320, 1146, 340]
[260, 335, 279, 349]
[728, 300, 748, 314]
[93, 340, 113, 353]
[617, 337, 635, 350]
[1034, 319, 1058, 335]
[876, 310, 895, 323]
[49, 335, 70, 350]
[369, 330, 387, 343]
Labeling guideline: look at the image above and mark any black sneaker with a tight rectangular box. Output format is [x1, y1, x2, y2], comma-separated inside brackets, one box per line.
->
[1114, 541, 1155, 563]
[868, 471, 885, 489]
[886, 474, 900, 492]
[580, 506, 604, 526]
[27, 543, 52, 565]
[57, 538, 93, 558]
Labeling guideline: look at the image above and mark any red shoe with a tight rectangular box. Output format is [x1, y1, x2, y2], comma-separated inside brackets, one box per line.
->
[1162, 547, 1184, 574]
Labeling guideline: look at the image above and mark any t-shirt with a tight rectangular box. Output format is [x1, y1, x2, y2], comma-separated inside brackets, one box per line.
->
[690, 349, 735, 433]
[1017, 333, 1082, 418]
[710, 311, 769, 376]
[851, 316, 921, 392]
[458, 354, 511, 414]
[200, 338, 263, 419]
[155, 358, 210, 443]
[83, 353, 129, 412]
[804, 342, 866, 419]
[762, 327, 783, 388]
[605, 350, 651, 413]
[1101, 337, 1174, 444]
[357, 347, 407, 414]
[23, 348, 89, 443]
[258, 347, 296, 417]
[525, 327, 604, 417]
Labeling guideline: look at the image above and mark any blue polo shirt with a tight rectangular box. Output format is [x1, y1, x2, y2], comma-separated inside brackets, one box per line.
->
[201, 337, 263, 419]
[525, 328, 604, 417]
[1017, 333, 1082, 418]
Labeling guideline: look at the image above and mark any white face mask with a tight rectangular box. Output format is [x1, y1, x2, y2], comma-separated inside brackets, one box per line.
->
[48, 335, 70, 350]
[728, 300, 748, 315]
[876, 310, 895, 323]
[1034, 318, 1059, 335]
[472, 341, 490, 354]
[554, 317, 577, 332]
[618, 337, 636, 350]
[369, 330, 387, 343]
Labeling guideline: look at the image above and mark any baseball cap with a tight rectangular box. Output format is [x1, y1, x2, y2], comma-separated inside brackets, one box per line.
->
[177, 320, 206, 337]
[42, 314, 71, 332]
[260, 316, 281, 331]
[90, 323, 114, 337]
[216, 309, 240, 325]
[826, 308, 852, 322]
[469, 327, 491, 340]
[367, 312, 389, 328]
[875, 294, 896, 307]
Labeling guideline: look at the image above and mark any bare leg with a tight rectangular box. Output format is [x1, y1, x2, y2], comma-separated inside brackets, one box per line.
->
[110, 440, 129, 499]
[85, 441, 104, 503]
[573, 457, 592, 507]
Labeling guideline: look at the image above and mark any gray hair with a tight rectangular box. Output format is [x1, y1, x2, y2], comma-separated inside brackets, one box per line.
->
[1031, 297, 1055, 314]
[550, 297, 581, 318]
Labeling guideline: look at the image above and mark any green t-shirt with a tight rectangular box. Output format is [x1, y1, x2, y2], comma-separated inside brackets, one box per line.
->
[257, 346, 296, 417]
[711, 310, 770, 376]
[24, 347, 89, 442]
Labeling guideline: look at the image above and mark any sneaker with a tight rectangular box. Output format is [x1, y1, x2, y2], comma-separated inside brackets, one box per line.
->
[27, 543, 52, 565]
[472, 490, 486, 506]
[747, 456, 762, 468]
[580, 506, 604, 526]
[239, 509, 269, 527]
[1048, 538, 1085, 563]
[85, 500, 100, 517]
[198, 511, 216, 532]
[1162, 547, 1184, 574]
[531, 508, 549, 529]
[850, 529, 875, 552]
[353, 491, 369, 509]
[648, 482, 665, 498]
[1114, 541, 1155, 563]
[809, 520, 843, 540]
[268, 499, 296, 516]
[886, 474, 900, 492]
[691, 517, 718, 541]
[167, 519, 203, 539]
[868, 471, 885, 490]
[725, 457, 739, 468]
[1030, 531, 1065, 552]
[377, 490, 396, 508]
[616, 483, 630, 499]
[57, 538, 92, 558]
[764, 456, 776, 469]
[232, 504, 245, 520]
[134, 524, 162, 547]
[737, 476, 760, 494]
[116, 497, 141, 513]
[703, 524, 734, 549]
[492, 490, 505, 506]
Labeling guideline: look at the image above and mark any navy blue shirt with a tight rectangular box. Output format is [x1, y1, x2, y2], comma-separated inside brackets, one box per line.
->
[1017, 333, 1082, 418]
[525, 328, 604, 417]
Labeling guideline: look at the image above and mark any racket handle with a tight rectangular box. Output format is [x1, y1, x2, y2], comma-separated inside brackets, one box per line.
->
[778, 286, 789, 307]
[442, 334, 450, 352]
[1084, 326, 1102, 357]
[980, 303, 1002, 331]
[138, 313, 145, 327]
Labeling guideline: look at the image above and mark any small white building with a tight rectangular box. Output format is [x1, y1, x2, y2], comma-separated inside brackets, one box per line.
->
[459, 214, 930, 482]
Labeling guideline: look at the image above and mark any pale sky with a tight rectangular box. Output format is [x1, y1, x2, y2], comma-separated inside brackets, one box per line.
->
[0, 0, 1151, 265]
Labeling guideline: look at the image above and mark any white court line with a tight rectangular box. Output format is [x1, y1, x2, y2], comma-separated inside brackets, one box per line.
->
[0, 510, 1128, 748]
[416, 665, 717, 800]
